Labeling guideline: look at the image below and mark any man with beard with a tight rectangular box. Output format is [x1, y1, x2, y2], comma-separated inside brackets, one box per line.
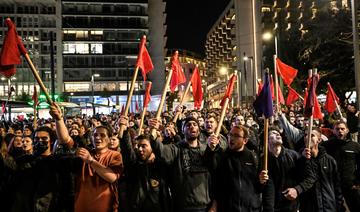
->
[118, 116, 171, 212]
[208, 125, 261, 212]
[199, 113, 227, 149]
[259, 126, 302, 212]
[148, 116, 216, 212]
[321, 120, 360, 212]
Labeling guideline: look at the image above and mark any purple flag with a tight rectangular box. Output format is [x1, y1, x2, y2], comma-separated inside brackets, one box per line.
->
[253, 72, 273, 118]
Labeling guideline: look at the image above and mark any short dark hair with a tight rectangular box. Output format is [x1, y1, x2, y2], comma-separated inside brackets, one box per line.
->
[135, 134, 151, 142]
[232, 125, 249, 139]
[34, 126, 57, 143]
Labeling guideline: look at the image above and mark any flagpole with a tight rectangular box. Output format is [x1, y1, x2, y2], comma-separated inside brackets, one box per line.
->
[306, 69, 314, 149]
[327, 82, 344, 119]
[119, 66, 139, 138]
[23, 54, 53, 105]
[138, 106, 147, 136]
[215, 98, 229, 137]
[263, 118, 269, 171]
[156, 69, 173, 119]
[274, 35, 280, 113]
[214, 71, 237, 137]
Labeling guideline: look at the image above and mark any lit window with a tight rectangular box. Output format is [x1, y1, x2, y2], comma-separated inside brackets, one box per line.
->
[261, 7, 271, 12]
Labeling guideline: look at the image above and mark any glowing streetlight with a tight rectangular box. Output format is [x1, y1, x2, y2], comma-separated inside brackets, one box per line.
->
[219, 67, 228, 76]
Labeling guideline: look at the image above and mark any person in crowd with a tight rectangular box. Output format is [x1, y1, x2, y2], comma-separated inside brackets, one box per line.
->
[109, 132, 120, 151]
[119, 116, 172, 212]
[259, 126, 302, 212]
[23, 124, 34, 137]
[345, 103, 359, 142]
[148, 116, 217, 212]
[321, 120, 360, 212]
[208, 125, 261, 212]
[22, 136, 33, 155]
[50, 102, 124, 212]
[284, 128, 345, 212]
[199, 113, 227, 149]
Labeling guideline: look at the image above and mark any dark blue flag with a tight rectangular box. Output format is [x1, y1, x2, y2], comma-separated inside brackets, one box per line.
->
[253, 72, 273, 118]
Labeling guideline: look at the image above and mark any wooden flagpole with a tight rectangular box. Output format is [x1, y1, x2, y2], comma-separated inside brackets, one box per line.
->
[306, 69, 314, 149]
[138, 106, 147, 136]
[263, 118, 269, 171]
[24, 54, 53, 105]
[119, 66, 139, 138]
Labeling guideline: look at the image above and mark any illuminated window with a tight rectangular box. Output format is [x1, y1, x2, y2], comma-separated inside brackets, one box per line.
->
[63, 43, 89, 54]
[90, 44, 103, 54]
[261, 7, 271, 12]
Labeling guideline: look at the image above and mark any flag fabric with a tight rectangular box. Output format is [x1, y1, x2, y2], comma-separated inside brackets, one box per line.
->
[277, 80, 285, 105]
[270, 75, 275, 99]
[143, 82, 152, 108]
[253, 72, 274, 118]
[220, 73, 237, 106]
[135, 100, 139, 112]
[0, 18, 27, 78]
[170, 51, 186, 92]
[190, 66, 203, 109]
[257, 80, 263, 96]
[303, 88, 308, 105]
[1, 102, 6, 114]
[276, 58, 298, 86]
[286, 86, 300, 106]
[304, 74, 323, 119]
[135, 36, 154, 81]
[324, 83, 340, 113]
[32, 85, 38, 106]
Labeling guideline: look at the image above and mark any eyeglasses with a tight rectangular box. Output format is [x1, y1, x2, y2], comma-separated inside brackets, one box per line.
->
[227, 133, 245, 139]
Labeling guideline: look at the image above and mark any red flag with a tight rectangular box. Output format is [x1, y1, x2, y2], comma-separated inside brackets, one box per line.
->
[0, 18, 27, 78]
[257, 79, 263, 96]
[276, 58, 298, 86]
[135, 100, 139, 112]
[143, 81, 152, 108]
[324, 83, 340, 113]
[303, 88, 308, 105]
[170, 51, 186, 92]
[135, 35, 153, 81]
[277, 81, 285, 105]
[270, 75, 275, 99]
[286, 86, 300, 106]
[190, 66, 203, 109]
[304, 74, 322, 119]
[220, 73, 237, 106]
[1, 102, 6, 114]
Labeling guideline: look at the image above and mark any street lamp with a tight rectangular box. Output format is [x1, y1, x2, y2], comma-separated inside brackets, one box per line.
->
[91, 73, 100, 115]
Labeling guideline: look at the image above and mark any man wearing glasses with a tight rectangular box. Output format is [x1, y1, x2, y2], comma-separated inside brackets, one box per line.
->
[207, 125, 261, 212]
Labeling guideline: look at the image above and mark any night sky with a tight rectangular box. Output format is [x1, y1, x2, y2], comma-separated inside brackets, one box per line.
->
[165, 0, 230, 57]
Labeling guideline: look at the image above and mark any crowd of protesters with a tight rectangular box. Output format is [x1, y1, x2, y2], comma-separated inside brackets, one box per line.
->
[0, 99, 359, 212]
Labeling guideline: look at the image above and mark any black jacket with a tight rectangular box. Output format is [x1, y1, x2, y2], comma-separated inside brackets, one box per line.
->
[295, 146, 345, 212]
[120, 132, 172, 212]
[262, 147, 301, 212]
[214, 147, 261, 212]
[322, 137, 360, 190]
[150, 137, 212, 211]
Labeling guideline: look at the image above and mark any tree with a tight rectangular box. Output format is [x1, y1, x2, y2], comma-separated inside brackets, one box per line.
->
[298, 9, 354, 100]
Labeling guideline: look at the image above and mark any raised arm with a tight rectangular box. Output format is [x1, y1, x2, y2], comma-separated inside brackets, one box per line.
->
[49, 102, 74, 147]
[278, 112, 304, 144]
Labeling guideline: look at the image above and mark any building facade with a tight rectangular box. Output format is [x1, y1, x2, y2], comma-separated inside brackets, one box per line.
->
[205, 0, 262, 107]
[0, 0, 166, 113]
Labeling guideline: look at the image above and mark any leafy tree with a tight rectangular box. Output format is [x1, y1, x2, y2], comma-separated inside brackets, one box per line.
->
[298, 9, 354, 99]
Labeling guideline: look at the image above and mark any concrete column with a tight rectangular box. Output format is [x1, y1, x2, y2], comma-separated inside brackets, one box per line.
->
[56, 0, 63, 93]
[147, 0, 166, 95]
